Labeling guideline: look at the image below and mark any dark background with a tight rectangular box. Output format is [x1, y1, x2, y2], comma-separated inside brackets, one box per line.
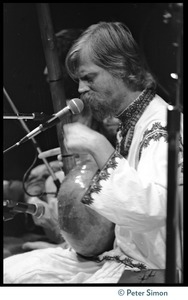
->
[3, 3, 182, 181]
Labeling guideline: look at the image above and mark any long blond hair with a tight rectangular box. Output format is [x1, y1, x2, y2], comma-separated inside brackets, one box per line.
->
[66, 21, 156, 91]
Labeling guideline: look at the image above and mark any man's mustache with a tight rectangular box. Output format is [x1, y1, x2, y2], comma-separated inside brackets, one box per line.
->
[80, 93, 92, 102]
[80, 94, 94, 109]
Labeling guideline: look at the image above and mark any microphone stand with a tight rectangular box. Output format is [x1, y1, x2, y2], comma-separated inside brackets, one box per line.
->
[164, 3, 183, 283]
[3, 112, 49, 121]
[3, 87, 61, 193]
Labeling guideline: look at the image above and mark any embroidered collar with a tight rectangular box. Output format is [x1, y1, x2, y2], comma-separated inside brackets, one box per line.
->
[117, 88, 155, 124]
[116, 88, 155, 158]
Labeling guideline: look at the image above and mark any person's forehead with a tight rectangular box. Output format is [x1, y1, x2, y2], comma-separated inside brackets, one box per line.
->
[78, 65, 100, 76]
[77, 57, 103, 77]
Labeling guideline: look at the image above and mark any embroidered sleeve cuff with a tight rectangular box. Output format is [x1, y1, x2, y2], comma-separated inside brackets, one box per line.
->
[81, 150, 123, 205]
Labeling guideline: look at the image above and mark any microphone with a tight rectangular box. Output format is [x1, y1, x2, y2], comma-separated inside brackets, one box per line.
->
[12, 202, 45, 218]
[15, 98, 84, 146]
[3, 201, 45, 221]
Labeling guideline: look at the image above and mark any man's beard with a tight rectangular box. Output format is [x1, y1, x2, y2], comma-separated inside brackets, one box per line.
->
[80, 92, 116, 122]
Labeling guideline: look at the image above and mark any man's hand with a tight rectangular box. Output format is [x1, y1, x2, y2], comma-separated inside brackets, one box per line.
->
[22, 241, 69, 250]
[38, 122, 115, 170]
[63, 122, 115, 169]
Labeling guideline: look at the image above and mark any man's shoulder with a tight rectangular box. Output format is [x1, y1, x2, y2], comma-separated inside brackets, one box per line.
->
[136, 94, 168, 131]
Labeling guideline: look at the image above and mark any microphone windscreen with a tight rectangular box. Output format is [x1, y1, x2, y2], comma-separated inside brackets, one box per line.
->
[69, 98, 84, 114]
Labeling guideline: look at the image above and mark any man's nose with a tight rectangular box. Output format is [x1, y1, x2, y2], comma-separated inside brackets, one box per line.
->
[78, 80, 90, 94]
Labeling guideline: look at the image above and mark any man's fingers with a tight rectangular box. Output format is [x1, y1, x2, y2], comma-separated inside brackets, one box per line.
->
[38, 147, 61, 159]
[22, 241, 57, 250]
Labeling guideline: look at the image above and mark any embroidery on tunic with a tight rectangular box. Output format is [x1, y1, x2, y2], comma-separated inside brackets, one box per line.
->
[138, 123, 184, 171]
[138, 122, 168, 160]
[89, 254, 147, 270]
[82, 151, 122, 205]
[116, 88, 155, 158]
[82, 88, 156, 205]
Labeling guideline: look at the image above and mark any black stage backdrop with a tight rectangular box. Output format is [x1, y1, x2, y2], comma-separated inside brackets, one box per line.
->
[3, 3, 181, 180]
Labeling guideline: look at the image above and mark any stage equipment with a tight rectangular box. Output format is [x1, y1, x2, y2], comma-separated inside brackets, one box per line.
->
[3, 87, 61, 195]
[3, 112, 50, 121]
[164, 3, 183, 283]
[3, 98, 83, 154]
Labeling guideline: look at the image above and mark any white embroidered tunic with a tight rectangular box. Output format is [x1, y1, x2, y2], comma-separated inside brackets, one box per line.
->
[3, 89, 183, 283]
[81, 89, 183, 270]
